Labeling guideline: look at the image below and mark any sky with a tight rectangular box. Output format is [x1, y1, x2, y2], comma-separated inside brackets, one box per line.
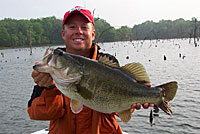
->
[0, 0, 200, 27]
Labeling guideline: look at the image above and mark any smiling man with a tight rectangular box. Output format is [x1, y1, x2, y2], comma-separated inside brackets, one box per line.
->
[62, 9, 95, 57]
[28, 6, 153, 134]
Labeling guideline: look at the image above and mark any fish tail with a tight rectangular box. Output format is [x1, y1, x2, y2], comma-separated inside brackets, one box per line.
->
[156, 81, 178, 115]
[158, 99, 172, 115]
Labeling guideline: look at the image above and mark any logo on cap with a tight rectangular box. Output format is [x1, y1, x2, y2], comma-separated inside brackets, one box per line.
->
[69, 7, 85, 13]
[63, 6, 95, 26]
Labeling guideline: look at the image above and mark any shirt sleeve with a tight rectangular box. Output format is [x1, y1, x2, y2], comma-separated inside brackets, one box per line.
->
[100, 113, 123, 134]
[27, 85, 65, 120]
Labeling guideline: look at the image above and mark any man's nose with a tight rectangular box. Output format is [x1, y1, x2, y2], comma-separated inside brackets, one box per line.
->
[76, 26, 83, 34]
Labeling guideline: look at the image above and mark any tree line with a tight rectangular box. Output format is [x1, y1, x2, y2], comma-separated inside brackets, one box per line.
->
[0, 16, 199, 47]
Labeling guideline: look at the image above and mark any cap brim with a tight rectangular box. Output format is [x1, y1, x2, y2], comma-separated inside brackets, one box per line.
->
[63, 11, 92, 25]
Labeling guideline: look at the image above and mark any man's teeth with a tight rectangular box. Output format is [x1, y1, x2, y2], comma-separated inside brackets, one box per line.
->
[74, 39, 83, 41]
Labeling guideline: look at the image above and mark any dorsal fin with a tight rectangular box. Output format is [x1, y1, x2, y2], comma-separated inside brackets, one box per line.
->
[98, 55, 120, 68]
[121, 62, 150, 83]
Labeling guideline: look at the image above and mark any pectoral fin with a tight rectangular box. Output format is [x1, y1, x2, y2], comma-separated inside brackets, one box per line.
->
[70, 99, 83, 114]
[118, 109, 133, 123]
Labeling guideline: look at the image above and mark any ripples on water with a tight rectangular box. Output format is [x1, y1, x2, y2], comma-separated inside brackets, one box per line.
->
[0, 39, 199, 134]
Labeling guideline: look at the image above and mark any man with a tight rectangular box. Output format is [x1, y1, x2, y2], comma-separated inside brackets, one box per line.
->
[28, 6, 153, 134]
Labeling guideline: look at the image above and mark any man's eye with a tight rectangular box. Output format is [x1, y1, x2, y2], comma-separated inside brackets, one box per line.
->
[69, 25, 76, 29]
[82, 26, 88, 30]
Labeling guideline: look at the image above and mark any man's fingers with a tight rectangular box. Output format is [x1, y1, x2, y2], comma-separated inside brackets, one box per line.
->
[32, 61, 40, 78]
[32, 72, 48, 85]
[37, 73, 50, 86]
[132, 103, 154, 110]
[44, 76, 54, 87]
[149, 103, 154, 107]
[32, 70, 40, 78]
[35, 61, 40, 64]
[142, 103, 149, 109]
[131, 103, 141, 110]
[135, 103, 141, 110]
[132, 104, 136, 108]
[36, 73, 54, 87]
[142, 103, 155, 109]
[35, 73, 46, 82]
[32, 61, 54, 87]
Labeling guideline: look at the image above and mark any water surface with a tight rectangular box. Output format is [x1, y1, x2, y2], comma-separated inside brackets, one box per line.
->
[0, 39, 199, 134]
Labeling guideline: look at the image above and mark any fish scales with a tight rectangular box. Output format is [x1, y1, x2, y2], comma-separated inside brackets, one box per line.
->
[71, 55, 161, 112]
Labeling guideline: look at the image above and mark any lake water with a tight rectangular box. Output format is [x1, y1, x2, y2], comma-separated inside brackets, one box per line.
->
[0, 39, 200, 134]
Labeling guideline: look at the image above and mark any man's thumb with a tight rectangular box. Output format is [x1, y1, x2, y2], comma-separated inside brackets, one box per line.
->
[35, 61, 40, 65]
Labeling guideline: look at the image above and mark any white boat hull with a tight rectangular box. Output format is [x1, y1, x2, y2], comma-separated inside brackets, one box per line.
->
[32, 128, 128, 134]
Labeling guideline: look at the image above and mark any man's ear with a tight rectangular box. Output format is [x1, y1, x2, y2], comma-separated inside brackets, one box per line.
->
[61, 29, 65, 40]
[92, 30, 96, 41]
[62, 25, 66, 38]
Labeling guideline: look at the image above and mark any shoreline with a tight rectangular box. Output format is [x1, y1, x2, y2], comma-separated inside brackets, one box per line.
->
[0, 44, 64, 50]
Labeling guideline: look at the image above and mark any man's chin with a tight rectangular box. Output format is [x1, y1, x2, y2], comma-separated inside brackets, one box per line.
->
[72, 44, 84, 50]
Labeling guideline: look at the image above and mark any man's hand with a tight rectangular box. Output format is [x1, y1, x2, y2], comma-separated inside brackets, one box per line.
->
[131, 82, 154, 110]
[32, 62, 54, 87]
[131, 103, 154, 110]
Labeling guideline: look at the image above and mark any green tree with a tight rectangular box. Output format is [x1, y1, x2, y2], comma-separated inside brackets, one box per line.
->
[116, 26, 132, 41]
[0, 17, 199, 47]
[0, 27, 10, 46]
[94, 18, 117, 42]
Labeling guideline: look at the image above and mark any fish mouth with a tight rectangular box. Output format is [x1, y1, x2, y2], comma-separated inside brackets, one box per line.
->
[33, 64, 44, 71]
[33, 63, 52, 73]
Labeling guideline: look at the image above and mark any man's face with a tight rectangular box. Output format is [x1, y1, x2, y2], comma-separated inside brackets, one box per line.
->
[62, 14, 95, 55]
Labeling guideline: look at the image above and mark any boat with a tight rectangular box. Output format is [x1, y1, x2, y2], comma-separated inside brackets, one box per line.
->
[31, 128, 128, 134]
[31, 128, 49, 134]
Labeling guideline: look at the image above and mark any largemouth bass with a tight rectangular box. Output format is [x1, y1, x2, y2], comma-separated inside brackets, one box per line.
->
[33, 48, 178, 122]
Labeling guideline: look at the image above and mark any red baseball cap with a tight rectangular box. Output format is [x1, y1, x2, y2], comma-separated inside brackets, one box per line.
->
[63, 6, 95, 26]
